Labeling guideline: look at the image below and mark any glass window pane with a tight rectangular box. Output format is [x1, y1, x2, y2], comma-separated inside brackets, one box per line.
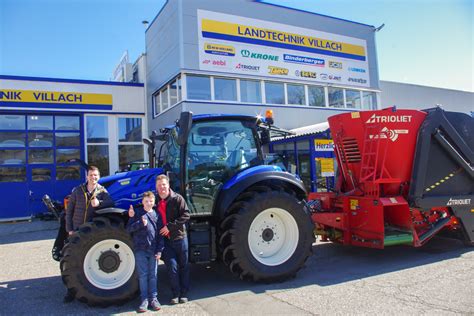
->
[328, 87, 344, 108]
[87, 145, 110, 176]
[0, 167, 26, 182]
[32, 168, 51, 182]
[186, 75, 211, 100]
[56, 133, 80, 147]
[0, 115, 25, 130]
[28, 115, 53, 130]
[363, 91, 378, 110]
[308, 86, 325, 107]
[177, 77, 182, 101]
[56, 165, 80, 180]
[118, 118, 142, 142]
[287, 84, 305, 105]
[153, 93, 161, 115]
[161, 88, 169, 110]
[170, 80, 178, 105]
[28, 133, 53, 147]
[240, 80, 261, 103]
[55, 116, 80, 130]
[272, 143, 296, 174]
[86, 116, 108, 143]
[0, 149, 26, 164]
[346, 90, 361, 109]
[0, 132, 25, 147]
[56, 148, 80, 163]
[265, 82, 284, 104]
[29, 149, 53, 164]
[214, 78, 237, 101]
[119, 145, 144, 170]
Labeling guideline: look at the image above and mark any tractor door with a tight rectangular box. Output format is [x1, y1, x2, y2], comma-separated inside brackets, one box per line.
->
[184, 120, 260, 215]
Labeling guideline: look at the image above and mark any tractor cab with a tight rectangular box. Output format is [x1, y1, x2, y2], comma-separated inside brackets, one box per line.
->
[157, 113, 271, 216]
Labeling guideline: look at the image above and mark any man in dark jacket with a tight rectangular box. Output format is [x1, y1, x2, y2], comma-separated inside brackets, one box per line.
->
[63, 165, 114, 303]
[65, 166, 114, 234]
[156, 174, 191, 304]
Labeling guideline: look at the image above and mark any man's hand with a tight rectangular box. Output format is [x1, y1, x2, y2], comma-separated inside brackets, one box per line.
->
[128, 205, 135, 217]
[159, 226, 169, 236]
[142, 215, 148, 226]
[68, 231, 73, 236]
[91, 197, 99, 207]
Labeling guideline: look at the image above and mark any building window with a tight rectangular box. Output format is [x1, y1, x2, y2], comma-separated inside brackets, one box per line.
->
[153, 93, 160, 116]
[265, 82, 285, 104]
[28, 115, 53, 130]
[161, 87, 169, 111]
[287, 83, 305, 105]
[170, 80, 178, 105]
[0, 115, 25, 130]
[345, 89, 361, 109]
[308, 86, 325, 107]
[86, 116, 109, 175]
[328, 87, 344, 108]
[55, 116, 80, 130]
[187, 75, 211, 100]
[214, 78, 237, 101]
[118, 117, 144, 171]
[240, 79, 261, 103]
[362, 91, 377, 110]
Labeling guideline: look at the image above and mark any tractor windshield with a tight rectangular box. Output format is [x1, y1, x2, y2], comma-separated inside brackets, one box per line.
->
[186, 119, 260, 215]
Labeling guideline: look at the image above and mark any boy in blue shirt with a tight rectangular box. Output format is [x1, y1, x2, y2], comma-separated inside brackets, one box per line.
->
[127, 191, 164, 313]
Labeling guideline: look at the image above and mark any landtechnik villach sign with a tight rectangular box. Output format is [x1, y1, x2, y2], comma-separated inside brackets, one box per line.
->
[198, 10, 370, 87]
[0, 89, 113, 110]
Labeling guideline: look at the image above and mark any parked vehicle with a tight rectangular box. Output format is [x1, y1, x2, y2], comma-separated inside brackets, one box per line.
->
[51, 111, 314, 306]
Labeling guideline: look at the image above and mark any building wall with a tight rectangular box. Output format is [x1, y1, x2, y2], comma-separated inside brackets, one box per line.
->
[380, 81, 473, 114]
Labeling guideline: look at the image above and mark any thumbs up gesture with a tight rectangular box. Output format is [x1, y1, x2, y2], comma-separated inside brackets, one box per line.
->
[128, 205, 135, 218]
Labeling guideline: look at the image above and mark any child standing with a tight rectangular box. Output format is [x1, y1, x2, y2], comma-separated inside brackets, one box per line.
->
[127, 191, 164, 313]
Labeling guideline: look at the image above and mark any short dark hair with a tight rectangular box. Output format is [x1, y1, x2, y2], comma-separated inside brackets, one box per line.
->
[156, 174, 169, 183]
[87, 165, 100, 175]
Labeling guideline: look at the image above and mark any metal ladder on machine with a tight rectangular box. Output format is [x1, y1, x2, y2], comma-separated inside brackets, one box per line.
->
[359, 124, 400, 196]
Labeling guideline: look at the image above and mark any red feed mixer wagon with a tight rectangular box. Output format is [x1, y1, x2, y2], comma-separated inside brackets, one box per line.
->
[309, 107, 473, 248]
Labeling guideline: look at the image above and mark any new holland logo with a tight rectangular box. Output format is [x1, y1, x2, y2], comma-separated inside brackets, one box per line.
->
[268, 66, 288, 75]
[447, 198, 472, 206]
[204, 43, 235, 56]
[366, 114, 413, 124]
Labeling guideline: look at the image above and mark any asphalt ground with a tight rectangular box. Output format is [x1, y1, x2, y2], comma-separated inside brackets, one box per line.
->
[0, 219, 473, 315]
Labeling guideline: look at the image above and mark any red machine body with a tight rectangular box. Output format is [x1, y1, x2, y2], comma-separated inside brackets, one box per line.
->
[310, 107, 473, 248]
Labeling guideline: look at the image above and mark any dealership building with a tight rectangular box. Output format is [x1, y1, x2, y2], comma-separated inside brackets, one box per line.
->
[0, 0, 472, 220]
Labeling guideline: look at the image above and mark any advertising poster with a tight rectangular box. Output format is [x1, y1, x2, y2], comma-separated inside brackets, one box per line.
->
[198, 10, 370, 88]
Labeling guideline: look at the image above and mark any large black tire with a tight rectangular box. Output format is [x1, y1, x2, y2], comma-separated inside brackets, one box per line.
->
[60, 217, 138, 307]
[219, 186, 314, 282]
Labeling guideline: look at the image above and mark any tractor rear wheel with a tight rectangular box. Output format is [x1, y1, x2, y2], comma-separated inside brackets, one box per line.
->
[220, 188, 314, 282]
[60, 217, 137, 307]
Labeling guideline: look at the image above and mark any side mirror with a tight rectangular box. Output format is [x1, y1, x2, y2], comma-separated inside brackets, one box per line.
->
[260, 129, 270, 145]
[177, 111, 193, 146]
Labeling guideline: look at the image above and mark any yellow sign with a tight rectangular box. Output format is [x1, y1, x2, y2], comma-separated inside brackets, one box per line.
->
[202, 19, 366, 61]
[268, 66, 288, 75]
[0, 89, 113, 107]
[204, 43, 235, 56]
[314, 139, 334, 152]
[350, 199, 359, 211]
[316, 157, 335, 177]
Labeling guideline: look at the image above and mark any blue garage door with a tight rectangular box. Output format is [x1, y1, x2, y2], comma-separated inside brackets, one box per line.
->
[0, 113, 84, 220]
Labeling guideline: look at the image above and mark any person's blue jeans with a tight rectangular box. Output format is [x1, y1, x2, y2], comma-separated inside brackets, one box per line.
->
[162, 237, 190, 297]
[135, 250, 158, 302]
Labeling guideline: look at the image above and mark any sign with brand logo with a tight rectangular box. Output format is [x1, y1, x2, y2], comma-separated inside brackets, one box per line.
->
[235, 63, 260, 71]
[241, 49, 279, 61]
[204, 43, 235, 56]
[295, 70, 317, 78]
[0, 89, 113, 110]
[447, 198, 472, 206]
[268, 66, 288, 75]
[197, 10, 370, 87]
[283, 54, 325, 67]
[314, 139, 334, 151]
[329, 61, 342, 69]
[348, 77, 367, 84]
[366, 114, 413, 124]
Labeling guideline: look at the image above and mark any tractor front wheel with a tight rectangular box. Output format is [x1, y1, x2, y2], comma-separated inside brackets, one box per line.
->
[220, 188, 314, 282]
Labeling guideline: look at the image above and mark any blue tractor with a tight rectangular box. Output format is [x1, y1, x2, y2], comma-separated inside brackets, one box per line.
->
[56, 112, 314, 306]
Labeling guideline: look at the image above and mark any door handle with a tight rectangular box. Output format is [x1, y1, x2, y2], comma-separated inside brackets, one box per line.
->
[29, 190, 34, 196]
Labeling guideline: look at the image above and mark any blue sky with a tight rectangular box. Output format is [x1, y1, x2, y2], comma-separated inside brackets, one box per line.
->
[1, 0, 472, 92]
